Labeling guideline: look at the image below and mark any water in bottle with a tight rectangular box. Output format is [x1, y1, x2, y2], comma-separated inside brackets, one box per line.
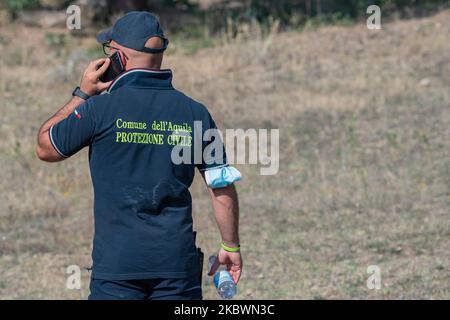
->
[209, 255, 237, 299]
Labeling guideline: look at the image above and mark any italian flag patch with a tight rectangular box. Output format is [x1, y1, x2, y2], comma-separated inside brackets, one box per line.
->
[74, 109, 81, 119]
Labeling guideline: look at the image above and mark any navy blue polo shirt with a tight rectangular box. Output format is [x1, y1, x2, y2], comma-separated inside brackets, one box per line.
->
[50, 68, 227, 280]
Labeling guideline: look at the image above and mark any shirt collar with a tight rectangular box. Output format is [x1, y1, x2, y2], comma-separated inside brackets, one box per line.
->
[107, 68, 173, 93]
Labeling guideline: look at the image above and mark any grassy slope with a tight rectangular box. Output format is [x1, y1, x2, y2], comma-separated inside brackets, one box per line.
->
[0, 10, 449, 299]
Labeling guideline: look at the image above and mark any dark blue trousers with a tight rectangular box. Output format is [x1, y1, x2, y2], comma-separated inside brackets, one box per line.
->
[88, 277, 202, 300]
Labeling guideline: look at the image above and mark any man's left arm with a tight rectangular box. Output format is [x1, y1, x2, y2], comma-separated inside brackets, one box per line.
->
[36, 58, 111, 162]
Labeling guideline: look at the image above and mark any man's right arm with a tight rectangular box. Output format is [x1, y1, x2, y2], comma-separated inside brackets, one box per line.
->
[36, 58, 111, 162]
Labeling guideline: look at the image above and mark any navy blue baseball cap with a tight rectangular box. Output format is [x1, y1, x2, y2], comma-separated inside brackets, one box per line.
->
[96, 11, 169, 54]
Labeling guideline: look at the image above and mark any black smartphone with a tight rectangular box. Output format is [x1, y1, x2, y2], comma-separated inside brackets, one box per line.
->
[100, 51, 125, 82]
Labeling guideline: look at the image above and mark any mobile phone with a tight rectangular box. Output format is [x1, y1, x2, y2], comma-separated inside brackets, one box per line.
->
[100, 51, 125, 82]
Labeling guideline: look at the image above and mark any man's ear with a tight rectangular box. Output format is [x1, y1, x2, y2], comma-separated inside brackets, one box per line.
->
[118, 50, 127, 68]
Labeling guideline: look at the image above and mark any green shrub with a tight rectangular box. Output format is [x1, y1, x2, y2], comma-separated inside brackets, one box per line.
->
[5, 0, 39, 16]
[202, 0, 450, 35]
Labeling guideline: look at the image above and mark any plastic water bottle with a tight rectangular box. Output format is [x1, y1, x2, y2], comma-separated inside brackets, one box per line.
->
[209, 255, 237, 299]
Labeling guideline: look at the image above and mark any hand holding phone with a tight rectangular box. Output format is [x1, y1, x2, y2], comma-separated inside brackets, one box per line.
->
[79, 58, 113, 96]
[99, 51, 126, 83]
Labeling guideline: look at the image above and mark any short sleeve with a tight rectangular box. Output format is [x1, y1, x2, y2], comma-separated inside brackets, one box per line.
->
[49, 99, 96, 158]
[195, 110, 228, 172]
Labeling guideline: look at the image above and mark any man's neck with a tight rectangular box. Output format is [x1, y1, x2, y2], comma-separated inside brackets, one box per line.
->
[125, 62, 162, 71]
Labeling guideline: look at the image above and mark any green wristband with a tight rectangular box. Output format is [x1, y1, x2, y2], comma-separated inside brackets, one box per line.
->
[221, 242, 240, 252]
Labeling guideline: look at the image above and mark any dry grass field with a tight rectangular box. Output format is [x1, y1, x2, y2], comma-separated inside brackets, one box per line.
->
[0, 10, 449, 299]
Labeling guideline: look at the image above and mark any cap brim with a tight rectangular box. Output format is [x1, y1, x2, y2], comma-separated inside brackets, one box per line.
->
[96, 29, 112, 44]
